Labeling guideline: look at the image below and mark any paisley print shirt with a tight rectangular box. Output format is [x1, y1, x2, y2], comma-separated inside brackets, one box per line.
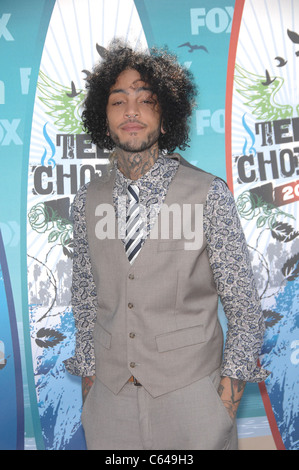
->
[64, 155, 269, 382]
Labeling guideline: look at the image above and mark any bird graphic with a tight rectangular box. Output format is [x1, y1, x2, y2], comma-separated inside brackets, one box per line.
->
[234, 63, 297, 121]
[81, 69, 91, 79]
[178, 42, 208, 53]
[275, 56, 287, 67]
[234, 26, 299, 121]
[287, 29, 299, 44]
[82, 45, 108, 80]
[37, 43, 111, 134]
[287, 29, 299, 56]
[261, 70, 277, 86]
[96, 43, 108, 59]
[66, 81, 82, 98]
[37, 70, 86, 134]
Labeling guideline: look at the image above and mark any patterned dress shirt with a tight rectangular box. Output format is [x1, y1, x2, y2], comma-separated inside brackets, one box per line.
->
[64, 155, 270, 382]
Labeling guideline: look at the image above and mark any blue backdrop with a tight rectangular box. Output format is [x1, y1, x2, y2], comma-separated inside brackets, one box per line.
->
[0, 0, 298, 450]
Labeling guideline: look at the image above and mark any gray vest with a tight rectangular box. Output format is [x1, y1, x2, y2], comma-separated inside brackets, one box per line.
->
[85, 157, 223, 397]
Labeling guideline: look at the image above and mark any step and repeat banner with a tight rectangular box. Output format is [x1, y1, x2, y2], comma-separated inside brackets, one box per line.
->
[0, 0, 298, 450]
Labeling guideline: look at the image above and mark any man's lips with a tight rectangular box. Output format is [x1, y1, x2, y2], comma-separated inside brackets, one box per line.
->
[120, 121, 146, 132]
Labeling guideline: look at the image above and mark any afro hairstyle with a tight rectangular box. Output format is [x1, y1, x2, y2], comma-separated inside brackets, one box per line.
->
[81, 39, 197, 153]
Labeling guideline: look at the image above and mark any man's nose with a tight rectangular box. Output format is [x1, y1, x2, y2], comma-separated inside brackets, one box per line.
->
[125, 112, 138, 119]
[124, 102, 139, 118]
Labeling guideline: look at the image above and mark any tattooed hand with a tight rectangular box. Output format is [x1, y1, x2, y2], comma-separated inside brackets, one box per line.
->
[218, 377, 246, 421]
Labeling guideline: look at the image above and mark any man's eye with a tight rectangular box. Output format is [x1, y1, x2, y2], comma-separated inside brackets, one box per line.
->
[141, 99, 155, 105]
[112, 101, 123, 106]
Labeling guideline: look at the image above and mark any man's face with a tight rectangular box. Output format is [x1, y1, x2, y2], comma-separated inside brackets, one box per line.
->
[106, 69, 165, 153]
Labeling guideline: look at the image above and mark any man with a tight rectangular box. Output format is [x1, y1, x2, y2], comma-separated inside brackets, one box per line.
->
[64, 40, 269, 450]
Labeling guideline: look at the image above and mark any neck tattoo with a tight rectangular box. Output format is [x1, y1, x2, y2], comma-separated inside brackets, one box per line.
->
[116, 146, 159, 180]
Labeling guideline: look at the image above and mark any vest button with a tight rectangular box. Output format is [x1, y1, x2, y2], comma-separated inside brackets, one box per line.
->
[129, 332, 136, 338]
[128, 274, 134, 280]
[128, 303, 133, 309]
[130, 362, 136, 368]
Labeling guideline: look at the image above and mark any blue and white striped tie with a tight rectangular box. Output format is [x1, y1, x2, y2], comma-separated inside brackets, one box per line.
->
[125, 184, 144, 263]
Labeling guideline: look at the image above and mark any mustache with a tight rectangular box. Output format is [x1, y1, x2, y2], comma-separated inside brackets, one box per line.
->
[118, 118, 146, 128]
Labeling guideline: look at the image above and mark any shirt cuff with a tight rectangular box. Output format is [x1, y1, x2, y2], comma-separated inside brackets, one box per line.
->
[220, 361, 271, 383]
[64, 355, 95, 377]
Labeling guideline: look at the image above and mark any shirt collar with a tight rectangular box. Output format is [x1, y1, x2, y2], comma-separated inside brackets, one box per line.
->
[115, 154, 179, 192]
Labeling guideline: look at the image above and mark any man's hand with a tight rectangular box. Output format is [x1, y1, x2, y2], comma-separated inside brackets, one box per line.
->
[82, 375, 96, 404]
[217, 377, 246, 420]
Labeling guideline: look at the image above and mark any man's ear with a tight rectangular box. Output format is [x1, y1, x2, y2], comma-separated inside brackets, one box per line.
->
[161, 120, 166, 135]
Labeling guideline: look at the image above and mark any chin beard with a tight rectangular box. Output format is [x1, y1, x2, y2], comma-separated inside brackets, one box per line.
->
[109, 128, 161, 154]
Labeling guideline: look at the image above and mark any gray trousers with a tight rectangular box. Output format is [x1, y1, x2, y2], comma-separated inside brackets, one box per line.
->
[81, 369, 238, 450]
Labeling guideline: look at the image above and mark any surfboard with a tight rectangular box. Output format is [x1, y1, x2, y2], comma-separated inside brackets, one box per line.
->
[26, 0, 148, 449]
[226, 0, 299, 450]
[0, 229, 24, 450]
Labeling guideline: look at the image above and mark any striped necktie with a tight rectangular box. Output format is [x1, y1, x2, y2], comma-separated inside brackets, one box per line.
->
[125, 184, 144, 263]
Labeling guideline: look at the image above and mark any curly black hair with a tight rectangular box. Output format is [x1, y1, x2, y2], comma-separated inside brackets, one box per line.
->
[81, 39, 197, 153]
